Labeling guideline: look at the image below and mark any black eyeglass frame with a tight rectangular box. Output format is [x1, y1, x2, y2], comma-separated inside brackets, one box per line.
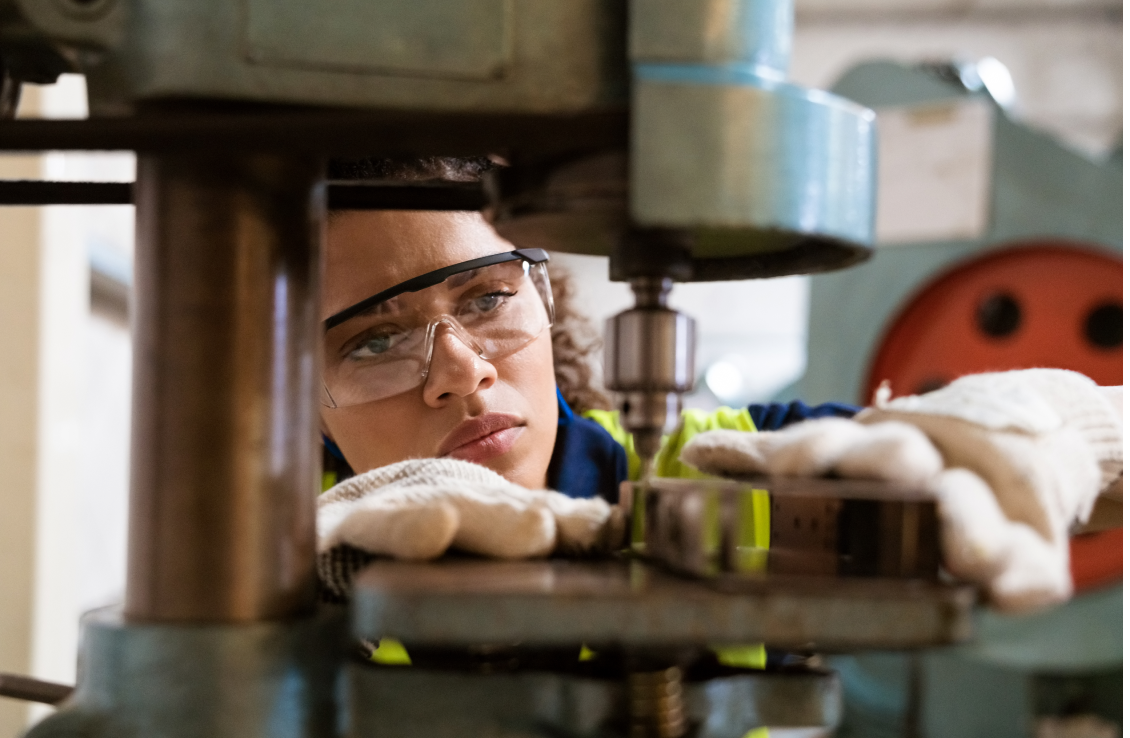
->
[323, 248, 550, 331]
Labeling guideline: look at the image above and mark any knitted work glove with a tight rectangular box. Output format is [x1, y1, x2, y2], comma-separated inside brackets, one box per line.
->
[681, 369, 1122, 613]
[317, 458, 623, 599]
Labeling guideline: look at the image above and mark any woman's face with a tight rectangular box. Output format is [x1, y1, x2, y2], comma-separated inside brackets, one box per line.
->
[320, 210, 558, 489]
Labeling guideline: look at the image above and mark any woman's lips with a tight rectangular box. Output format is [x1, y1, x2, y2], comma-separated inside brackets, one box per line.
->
[439, 413, 525, 463]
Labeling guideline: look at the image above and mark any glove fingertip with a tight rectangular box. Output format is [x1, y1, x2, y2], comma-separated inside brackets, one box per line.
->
[497, 506, 558, 559]
[989, 560, 1073, 614]
[833, 422, 943, 486]
[763, 418, 867, 477]
[339, 503, 460, 561]
[553, 498, 620, 555]
[680, 430, 767, 475]
[980, 520, 1072, 614]
[456, 504, 556, 559]
[392, 503, 461, 561]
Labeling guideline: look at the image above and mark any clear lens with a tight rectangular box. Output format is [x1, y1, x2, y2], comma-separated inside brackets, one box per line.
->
[322, 260, 553, 407]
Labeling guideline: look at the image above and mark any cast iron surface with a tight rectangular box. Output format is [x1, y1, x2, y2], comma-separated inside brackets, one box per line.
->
[352, 559, 974, 651]
[23, 609, 343, 738]
[348, 661, 841, 736]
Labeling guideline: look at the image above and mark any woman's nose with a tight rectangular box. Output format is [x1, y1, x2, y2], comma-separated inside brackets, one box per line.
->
[422, 325, 497, 406]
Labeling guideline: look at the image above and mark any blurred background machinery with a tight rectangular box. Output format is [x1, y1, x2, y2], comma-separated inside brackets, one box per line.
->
[793, 59, 1122, 738]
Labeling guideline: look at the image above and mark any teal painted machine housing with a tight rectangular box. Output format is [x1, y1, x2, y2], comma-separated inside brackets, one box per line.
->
[7, 0, 880, 277]
[794, 61, 1122, 406]
[630, 63, 877, 256]
[628, 0, 878, 273]
[829, 585, 1122, 738]
[23, 608, 346, 738]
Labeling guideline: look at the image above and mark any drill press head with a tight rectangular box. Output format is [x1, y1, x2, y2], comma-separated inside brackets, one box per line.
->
[597, 0, 877, 465]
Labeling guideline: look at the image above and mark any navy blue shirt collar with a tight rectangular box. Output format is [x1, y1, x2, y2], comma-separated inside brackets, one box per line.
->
[545, 389, 628, 503]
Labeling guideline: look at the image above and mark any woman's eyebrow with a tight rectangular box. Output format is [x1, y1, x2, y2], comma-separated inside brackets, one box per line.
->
[446, 268, 482, 289]
[344, 294, 403, 321]
[446, 262, 524, 291]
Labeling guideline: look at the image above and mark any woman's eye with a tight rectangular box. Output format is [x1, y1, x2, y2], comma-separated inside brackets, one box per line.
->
[465, 291, 515, 316]
[348, 333, 399, 359]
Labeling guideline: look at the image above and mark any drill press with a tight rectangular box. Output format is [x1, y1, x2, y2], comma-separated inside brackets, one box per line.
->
[0, 2, 968, 736]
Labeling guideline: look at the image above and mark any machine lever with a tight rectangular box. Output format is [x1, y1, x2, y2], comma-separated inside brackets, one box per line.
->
[0, 673, 74, 705]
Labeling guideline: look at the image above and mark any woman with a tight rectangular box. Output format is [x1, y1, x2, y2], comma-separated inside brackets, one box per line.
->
[317, 157, 1122, 618]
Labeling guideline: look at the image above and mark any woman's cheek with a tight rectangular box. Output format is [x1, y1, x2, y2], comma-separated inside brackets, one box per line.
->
[321, 394, 424, 474]
[496, 334, 559, 486]
[501, 333, 557, 414]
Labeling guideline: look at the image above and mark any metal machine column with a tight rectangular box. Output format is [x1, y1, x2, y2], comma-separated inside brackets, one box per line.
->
[21, 151, 342, 738]
[127, 152, 323, 622]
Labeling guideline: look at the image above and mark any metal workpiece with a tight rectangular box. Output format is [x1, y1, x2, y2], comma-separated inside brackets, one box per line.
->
[347, 658, 841, 737]
[351, 560, 974, 651]
[126, 152, 323, 623]
[638, 477, 942, 581]
[23, 608, 345, 738]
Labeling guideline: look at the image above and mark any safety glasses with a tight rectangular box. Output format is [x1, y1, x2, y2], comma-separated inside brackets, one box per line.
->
[321, 249, 553, 408]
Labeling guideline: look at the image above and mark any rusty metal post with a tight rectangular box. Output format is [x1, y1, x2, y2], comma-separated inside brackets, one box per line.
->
[126, 152, 323, 622]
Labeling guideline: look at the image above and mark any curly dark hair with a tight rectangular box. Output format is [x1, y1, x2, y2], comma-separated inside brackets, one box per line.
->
[548, 263, 611, 413]
[327, 155, 499, 183]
